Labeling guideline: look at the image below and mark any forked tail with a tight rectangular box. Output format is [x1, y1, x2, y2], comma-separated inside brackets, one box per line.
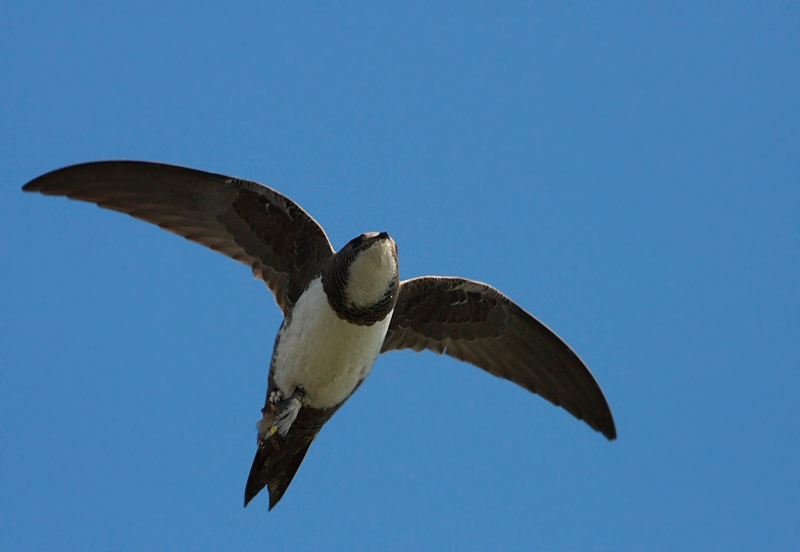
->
[244, 405, 338, 509]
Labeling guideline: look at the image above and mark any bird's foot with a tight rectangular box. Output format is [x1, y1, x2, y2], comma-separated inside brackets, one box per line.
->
[257, 388, 305, 442]
[268, 390, 283, 405]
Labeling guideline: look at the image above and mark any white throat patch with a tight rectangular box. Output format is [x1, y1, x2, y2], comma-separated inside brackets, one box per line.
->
[345, 239, 397, 309]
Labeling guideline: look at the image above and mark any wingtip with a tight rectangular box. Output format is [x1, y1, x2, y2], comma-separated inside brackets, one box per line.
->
[21, 179, 39, 193]
[601, 418, 617, 441]
[21, 164, 70, 193]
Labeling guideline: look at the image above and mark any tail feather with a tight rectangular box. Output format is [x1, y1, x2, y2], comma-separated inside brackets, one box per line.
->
[245, 434, 314, 509]
[244, 404, 338, 509]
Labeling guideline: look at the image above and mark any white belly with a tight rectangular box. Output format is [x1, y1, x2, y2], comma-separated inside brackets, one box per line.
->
[271, 277, 392, 409]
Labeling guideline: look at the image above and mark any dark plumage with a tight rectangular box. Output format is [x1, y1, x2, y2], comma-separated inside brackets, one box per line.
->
[383, 277, 616, 438]
[23, 160, 616, 510]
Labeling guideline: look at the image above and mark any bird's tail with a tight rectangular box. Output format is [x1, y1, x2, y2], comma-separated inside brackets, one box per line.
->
[244, 431, 315, 510]
[244, 405, 338, 509]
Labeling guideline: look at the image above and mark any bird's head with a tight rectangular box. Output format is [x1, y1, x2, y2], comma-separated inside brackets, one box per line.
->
[323, 232, 399, 323]
[340, 232, 398, 308]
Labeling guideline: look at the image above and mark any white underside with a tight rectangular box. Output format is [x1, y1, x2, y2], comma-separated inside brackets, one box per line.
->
[272, 277, 393, 409]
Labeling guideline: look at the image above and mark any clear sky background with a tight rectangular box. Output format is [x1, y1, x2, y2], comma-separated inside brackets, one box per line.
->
[2, 2, 798, 551]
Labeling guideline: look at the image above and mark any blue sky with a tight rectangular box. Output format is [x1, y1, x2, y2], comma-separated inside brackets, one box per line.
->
[2, 2, 798, 550]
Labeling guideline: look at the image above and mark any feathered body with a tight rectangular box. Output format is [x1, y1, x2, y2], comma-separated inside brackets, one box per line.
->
[23, 161, 616, 510]
[247, 234, 399, 508]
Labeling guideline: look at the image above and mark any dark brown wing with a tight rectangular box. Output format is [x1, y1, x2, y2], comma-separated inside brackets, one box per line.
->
[23, 161, 334, 314]
[381, 277, 616, 440]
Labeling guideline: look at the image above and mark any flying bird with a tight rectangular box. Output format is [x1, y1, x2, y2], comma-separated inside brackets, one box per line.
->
[23, 161, 616, 509]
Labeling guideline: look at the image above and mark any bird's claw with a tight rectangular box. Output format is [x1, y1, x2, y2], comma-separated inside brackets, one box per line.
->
[257, 388, 306, 443]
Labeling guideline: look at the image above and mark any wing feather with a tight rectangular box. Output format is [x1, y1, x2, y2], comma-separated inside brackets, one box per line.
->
[381, 276, 616, 440]
[23, 161, 334, 314]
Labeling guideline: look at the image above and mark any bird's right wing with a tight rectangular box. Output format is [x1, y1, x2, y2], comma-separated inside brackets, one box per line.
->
[381, 277, 616, 440]
[23, 161, 335, 314]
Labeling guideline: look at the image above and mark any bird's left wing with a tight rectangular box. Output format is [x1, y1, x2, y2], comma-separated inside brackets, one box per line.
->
[23, 161, 334, 314]
[381, 276, 616, 440]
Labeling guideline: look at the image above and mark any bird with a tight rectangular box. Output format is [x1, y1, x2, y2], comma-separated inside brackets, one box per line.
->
[23, 160, 616, 510]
